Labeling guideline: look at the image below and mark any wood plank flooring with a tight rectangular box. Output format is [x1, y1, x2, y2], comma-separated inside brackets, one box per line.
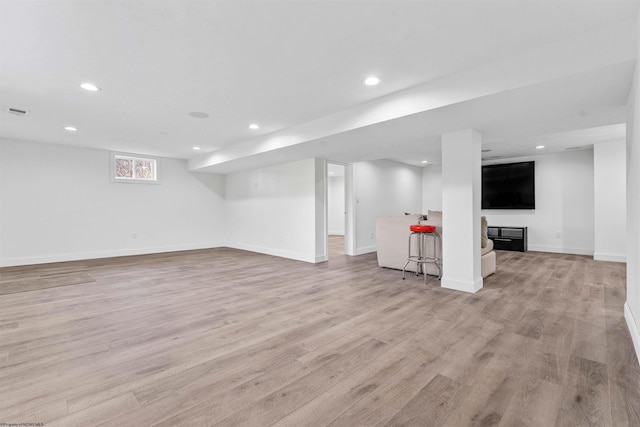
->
[0, 245, 638, 426]
[328, 234, 344, 259]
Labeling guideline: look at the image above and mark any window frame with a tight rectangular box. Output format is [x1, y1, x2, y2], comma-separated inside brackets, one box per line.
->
[110, 152, 161, 184]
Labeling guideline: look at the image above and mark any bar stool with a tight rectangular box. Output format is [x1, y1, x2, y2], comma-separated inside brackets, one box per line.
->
[402, 224, 441, 284]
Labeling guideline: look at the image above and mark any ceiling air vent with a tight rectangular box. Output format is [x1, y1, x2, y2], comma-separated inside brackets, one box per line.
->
[8, 108, 27, 116]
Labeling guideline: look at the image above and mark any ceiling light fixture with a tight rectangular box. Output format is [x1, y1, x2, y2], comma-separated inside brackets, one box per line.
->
[364, 76, 380, 86]
[80, 82, 101, 92]
[536, 145, 545, 149]
[249, 123, 259, 130]
[421, 160, 428, 164]
[64, 126, 77, 132]
[192, 146, 201, 150]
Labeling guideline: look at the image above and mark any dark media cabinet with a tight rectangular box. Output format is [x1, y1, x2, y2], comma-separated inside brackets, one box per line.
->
[487, 226, 528, 252]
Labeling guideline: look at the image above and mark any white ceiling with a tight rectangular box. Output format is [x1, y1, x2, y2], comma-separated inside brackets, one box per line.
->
[1, 0, 638, 173]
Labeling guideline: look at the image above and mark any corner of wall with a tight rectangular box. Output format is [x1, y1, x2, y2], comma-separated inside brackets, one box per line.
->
[315, 158, 328, 262]
[625, 302, 640, 367]
[623, 6, 640, 368]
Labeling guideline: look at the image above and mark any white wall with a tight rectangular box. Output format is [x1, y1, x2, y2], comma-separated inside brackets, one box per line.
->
[594, 140, 627, 262]
[0, 138, 226, 267]
[422, 164, 442, 213]
[418, 149, 597, 255]
[351, 159, 422, 255]
[482, 150, 595, 255]
[625, 10, 640, 365]
[224, 158, 324, 263]
[328, 175, 345, 235]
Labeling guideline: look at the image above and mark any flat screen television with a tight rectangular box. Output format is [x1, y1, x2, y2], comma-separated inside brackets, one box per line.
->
[482, 161, 535, 209]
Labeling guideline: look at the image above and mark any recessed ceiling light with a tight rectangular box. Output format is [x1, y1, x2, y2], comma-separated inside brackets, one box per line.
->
[421, 160, 428, 164]
[64, 126, 77, 132]
[329, 171, 334, 175]
[536, 145, 545, 149]
[192, 146, 201, 150]
[80, 82, 101, 92]
[189, 112, 209, 119]
[364, 76, 380, 86]
[249, 123, 260, 130]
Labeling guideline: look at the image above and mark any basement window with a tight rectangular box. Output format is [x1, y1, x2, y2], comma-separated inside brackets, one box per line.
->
[111, 153, 160, 184]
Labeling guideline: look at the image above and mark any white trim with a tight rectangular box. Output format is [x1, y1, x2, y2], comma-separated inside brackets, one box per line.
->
[344, 164, 356, 256]
[0, 242, 225, 267]
[441, 276, 483, 293]
[527, 245, 593, 256]
[318, 158, 328, 263]
[624, 302, 640, 367]
[315, 255, 328, 263]
[593, 252, 627, 262]
[353, 245, 377, 256]
[324, 160, 330, 262]
[227, 242, 318, 263]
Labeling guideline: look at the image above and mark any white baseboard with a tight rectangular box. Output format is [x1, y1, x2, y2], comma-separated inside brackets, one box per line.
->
[441, 276, 483, 293]
[624, 302, 640, 367]
[0, 241, 226, 267]
[504, 245, 625, 262]
[315, 255, 328, 263]
[227, 242, 319, 263]
[353, 245, 377, 256]
[328, 231, 345, 236]
[527, 245, 593, 256]
[593, 252, 627, 263]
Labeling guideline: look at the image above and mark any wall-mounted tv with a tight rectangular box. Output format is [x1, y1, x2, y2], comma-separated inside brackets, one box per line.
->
[482, 161, 535, 209]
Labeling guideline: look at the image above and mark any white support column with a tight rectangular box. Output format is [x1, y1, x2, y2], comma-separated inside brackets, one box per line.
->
[441, 129, 483, 293]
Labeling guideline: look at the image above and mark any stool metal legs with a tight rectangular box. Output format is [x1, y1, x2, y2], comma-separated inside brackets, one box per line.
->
[402, 231, 441, 284]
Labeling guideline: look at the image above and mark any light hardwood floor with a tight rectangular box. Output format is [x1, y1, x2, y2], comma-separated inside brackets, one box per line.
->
[0, 245, 639, 426]
[328, 234, 345, 259]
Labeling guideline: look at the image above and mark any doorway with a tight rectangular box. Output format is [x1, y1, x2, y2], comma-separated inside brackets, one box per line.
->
[327, 163, 346, 258]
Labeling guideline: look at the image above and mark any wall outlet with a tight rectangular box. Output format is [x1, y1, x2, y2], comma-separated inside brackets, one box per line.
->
[132, 233, 138, 239]
[369, 231, 374, 239]
[555, 231, 562, 238]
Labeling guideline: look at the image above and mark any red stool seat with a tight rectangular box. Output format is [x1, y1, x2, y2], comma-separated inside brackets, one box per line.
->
[404, 224, 441, 284]
[410, 224, 436, 233]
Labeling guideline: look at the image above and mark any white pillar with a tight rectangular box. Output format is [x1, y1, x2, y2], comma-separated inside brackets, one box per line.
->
[441, 129, 483, 293]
